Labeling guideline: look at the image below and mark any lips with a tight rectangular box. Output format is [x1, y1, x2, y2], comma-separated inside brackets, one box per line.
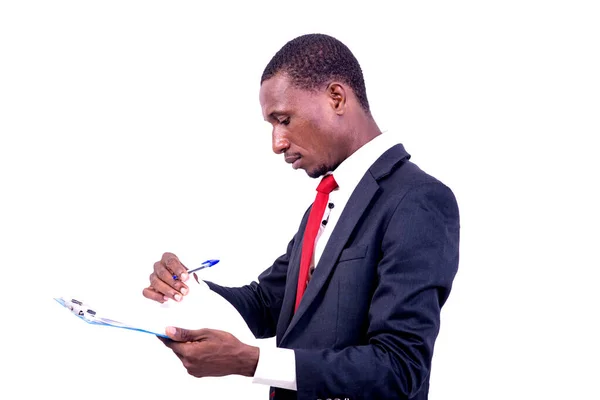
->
[285, 155, 301, 168]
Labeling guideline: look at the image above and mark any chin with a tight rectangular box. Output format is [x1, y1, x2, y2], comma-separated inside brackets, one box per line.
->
[306, 164, 331, 179]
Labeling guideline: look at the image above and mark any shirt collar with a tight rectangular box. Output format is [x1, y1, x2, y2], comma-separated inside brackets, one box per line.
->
[328, 132, 400, 192]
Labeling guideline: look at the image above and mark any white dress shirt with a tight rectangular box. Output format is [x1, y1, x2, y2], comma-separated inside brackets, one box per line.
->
[252, 132, 400, 391]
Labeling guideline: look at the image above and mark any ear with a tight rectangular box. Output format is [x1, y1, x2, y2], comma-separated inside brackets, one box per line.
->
[326, 82, 347, 115]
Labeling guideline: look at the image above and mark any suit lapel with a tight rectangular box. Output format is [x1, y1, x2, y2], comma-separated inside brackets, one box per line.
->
[280, 173, 380, 343]
[276, 214, 307, 345]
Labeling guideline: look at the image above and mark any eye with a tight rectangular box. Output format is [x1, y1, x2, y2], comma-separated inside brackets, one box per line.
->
[279, 117, 290, 126]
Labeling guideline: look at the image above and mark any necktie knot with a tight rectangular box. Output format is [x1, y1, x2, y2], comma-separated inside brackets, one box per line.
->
[316, 174, 338, 194]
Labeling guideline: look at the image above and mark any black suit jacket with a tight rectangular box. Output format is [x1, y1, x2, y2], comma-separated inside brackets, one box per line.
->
[206, 144, 460, 400]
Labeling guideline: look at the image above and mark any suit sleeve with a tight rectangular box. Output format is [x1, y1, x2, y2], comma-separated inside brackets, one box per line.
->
[204, 234, 297, 339]
[294, 182, 460, 400]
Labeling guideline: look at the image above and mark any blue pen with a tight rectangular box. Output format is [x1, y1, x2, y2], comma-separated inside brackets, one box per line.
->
[172, 259, 219, 280]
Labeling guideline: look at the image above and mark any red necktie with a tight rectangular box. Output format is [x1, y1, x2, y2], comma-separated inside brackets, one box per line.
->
[294, 174, 338, 312]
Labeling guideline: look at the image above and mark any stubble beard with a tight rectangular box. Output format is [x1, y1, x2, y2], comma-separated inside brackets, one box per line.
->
[307, 162, 338, 179]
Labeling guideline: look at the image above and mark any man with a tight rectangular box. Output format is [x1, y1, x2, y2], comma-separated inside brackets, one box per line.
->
[143, 33, 460, 400]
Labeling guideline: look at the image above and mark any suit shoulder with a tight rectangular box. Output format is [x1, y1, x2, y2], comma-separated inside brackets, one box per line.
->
[384, 159, 452, 192]
[379, 160, 459, 216]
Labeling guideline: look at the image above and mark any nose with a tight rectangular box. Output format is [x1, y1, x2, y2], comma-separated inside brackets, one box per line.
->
[272, 128, 290, 154]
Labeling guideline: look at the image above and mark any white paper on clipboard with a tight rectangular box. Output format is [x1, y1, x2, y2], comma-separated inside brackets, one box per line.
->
[54, 296, 171, 338]
[53, 278, 220, 338]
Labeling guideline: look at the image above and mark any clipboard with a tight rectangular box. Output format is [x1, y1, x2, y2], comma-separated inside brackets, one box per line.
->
[54, 296, 169, 338]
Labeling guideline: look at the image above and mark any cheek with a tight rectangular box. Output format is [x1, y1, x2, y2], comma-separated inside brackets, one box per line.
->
[290, 119, 318, 148]
[291, 106, 335, 156]
[303, 114, 333, 148]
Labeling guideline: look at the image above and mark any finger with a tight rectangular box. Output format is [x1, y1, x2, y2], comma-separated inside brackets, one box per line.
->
[153, 257, 190, 294]
[142, 286, 167, 303]
[160, 338, 188, 360]
[161, 252, 190, 282]
[149, 272, 185, 302]
[157, 335, 171, 345]
[158, 336, 185, 357]
[166, 326, 210, 342]
[154, 262, 189, 295]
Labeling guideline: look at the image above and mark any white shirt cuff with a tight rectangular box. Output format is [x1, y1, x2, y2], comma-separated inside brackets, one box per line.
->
[252, 345, 297, 391]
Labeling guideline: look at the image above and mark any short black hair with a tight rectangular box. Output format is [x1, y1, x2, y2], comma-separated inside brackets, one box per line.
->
[261, 33, 370, 112]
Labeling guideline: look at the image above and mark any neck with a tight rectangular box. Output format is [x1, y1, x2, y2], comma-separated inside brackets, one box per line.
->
[345, 112, 382, 157]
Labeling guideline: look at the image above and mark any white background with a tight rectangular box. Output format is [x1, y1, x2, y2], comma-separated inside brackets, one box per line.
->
[1, 1, 599, 399]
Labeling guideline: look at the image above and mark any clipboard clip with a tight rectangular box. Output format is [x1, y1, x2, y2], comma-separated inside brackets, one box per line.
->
[54, 297, 168, 338]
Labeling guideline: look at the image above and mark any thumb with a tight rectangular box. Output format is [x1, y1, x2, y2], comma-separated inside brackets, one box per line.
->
[165, 326, 204, 342]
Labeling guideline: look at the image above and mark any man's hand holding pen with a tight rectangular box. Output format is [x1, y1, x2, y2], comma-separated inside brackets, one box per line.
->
[143, 252, 259, 378]
[143, 252, 191, 303]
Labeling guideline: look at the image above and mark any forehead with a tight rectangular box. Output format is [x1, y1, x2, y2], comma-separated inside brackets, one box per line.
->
[259, 74, 317, 118]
